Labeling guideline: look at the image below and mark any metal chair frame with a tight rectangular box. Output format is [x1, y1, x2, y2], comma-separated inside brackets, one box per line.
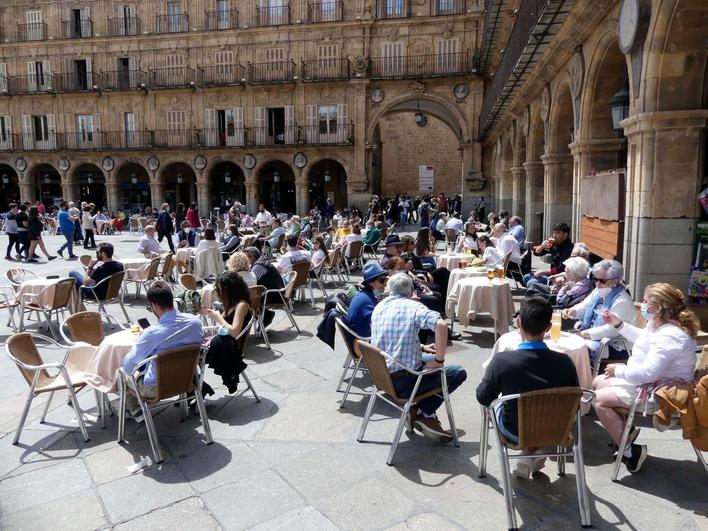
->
[124, 256, 162, 299]
[6, 268, 39, 291]
[248, 286, 271, 349]
[344, 240, 365, 275]
[59, 310, 127, 346]
[478, 388, 595, 530]
[363, 236, 382, 259]
[18, 278, 76, 340]
[591, 336, 632, 379]
[334, 316, 370, 408]
[0, 286, 19, 330]
[354, 340, 459, 466]
[262, 271, 300, 334]
[81, 271, 130, 323]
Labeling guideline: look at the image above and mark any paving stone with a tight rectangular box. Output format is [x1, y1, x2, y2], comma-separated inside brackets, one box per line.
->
[0, 488, 108, 531]
[0, 459, 92, 515]
[202, 469, 305, 530]
[249, 505, 339, 531]
[114, 497, 220, 530]
[85, 439, 166, 485]
[385, 512, 463, 530]
[260, 366, 324, 391]
[96, 463, 195, 524]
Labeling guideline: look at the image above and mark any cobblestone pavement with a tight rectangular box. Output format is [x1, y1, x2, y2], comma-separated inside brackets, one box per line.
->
[0, 231, 705, 530]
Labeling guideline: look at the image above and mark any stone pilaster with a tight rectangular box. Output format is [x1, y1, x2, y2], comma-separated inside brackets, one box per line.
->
[511, 166, 526, 221]
[149, 181, 164, 210]
[523, 161, 544, 242]
[496, 170, 513, 214]
[245, 181, 258, 214]
[540, 153, 573, 235]
[196, 181, 210, 216]
[106, 178, 119, 212]
[295, 182, 309, 216]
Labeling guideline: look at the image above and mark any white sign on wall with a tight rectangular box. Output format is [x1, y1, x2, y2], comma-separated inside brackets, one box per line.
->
[419, 165, 434, 192]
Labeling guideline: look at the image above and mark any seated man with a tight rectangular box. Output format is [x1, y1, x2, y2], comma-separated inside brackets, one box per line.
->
[491, 223, 522, 266]
[122, 281, 203, 417]
[445, 212, 464, 234]
[277, 235, 311, 275]
[265, 218, 285, 250]
[509, 216, 525, 244]
[177, 221, 199, 248]
[69, 242, 124, 300]
[523, 222, 573, 288]
[476, 297, 579, 478]
[137, 225, 163, 258]
[371, 273, 467, 442]
[347, 262, 388, 337]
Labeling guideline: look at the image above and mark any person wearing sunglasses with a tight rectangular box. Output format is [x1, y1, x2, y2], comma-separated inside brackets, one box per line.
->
[561, 259, 636, 362]
[347, 261, 388, 338]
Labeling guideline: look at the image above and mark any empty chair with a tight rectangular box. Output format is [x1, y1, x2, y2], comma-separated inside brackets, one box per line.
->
[354, 340, 459, 466]
[161, 253, 176, 282]
[129, 218, 141, 235]
[5, 333, 91, 444]
[334, 316, 370, 408]
[344, 240, 365, 274]
[262, 271, 300, 334]
[290, 261, 312, 305]
[6, 268, 39, 291]
[249, 285, 271, 349]
[478, 387, 594, 530]
[117, 343, 211, 464]
[179, 273, 199, 291]
[124, 256, 161, 298]
[18, 278, 76, 341]
[60, 311, 126, 346]
[445, 229, 459, 252]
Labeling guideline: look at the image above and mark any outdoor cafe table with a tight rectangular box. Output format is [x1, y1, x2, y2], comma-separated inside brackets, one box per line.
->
[436, 253, 475, 270]
[446, 266, 489, 297]
[175, 248, 194, 264]
[14, 277, 79, 312]
[487, 330, 593, 412]
[446, 276, 515, 336]
[67, 329, 139, 393]
[121, 257, 151, 280]
[200, 283, 220, 310]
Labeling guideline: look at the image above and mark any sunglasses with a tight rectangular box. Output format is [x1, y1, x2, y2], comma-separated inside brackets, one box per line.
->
[594, 277, 613, 285]
[374, 276, 388, 284]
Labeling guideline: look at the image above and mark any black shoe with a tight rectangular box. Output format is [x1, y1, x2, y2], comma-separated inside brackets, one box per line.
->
[622, 444, 647, 473]
[25, 258, 38, 263]
[67, 255, 79, 260]
[612, 427, 641, 456]
[449, 331, 462, 341]
[48, 256, 57, 261]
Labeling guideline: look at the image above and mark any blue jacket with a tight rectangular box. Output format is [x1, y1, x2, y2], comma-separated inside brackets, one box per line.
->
[347, 288, 378, 338]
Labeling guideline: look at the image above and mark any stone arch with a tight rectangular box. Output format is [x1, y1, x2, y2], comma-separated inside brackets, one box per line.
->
[204, 155, 245, 178]
[115, 162, 151, 212]
[0, 164, 20, 210]
[209, 160, 245, 210]
[27, 163, 61, 207]
[252, 156, 296, 181]
[160, 162, 198, 208]
[307, 159, 348, 211]
[524, 103, 547, 240]
[528, 102, 546, 162]
[303, 154, 352, 184]
[255, 159, 297, 214]
[549, 77, 576, 153]
[496, 133, 514, 213]
[72, 162, 107, 209]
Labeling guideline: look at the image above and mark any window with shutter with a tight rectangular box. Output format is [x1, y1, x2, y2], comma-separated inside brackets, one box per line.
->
[382, 42, 404, 76]
[124, 112, 137, 148]
[0, 64, 7, 94]
[0, 116, 12, 149]
[166, 54, 185, 85]
[318, 105, 337, 143]
[166, 109, 187, 146]
[26, 11, 42, 40]
[336, 103, 348, 143]
[284, 106, 295, 144]
[436, 39, 459, 73]
[305, 104, 317, 143]
[76, 114, 94, 146]
[204, 108, 217, 146]
[265, 48, 285, 80]
[214, 50, 234, 79]
[317, 44, 338, 77]
[254, 107, 266, 145]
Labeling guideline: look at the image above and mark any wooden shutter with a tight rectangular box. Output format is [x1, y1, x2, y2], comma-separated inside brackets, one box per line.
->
[284, 105, 295, 144]
[337, 103, 348, 143]
[80, 7, 90, 36]
[436, 39, 458, 72]
[382, 42, 403, 76]
[47, 114, 56, 148]
[254, 107, 266, 145]
[22, 114, 32, 149]
[305, 104, 317, 143]
[85, 57, 93, 87]
[0, 116, 12, 149]
[234, 107, 244, 146]
[42, 60, 52, 90]
[128, 56, 137, 87]
[27, 62, 37, 92]
[0, 63, 7, 93]
[204, 108, 216, 146]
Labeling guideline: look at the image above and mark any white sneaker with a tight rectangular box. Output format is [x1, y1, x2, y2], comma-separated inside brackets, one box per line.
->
[513, 456, 546, 479]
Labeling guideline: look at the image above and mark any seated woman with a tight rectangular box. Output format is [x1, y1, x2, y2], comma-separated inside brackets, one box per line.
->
[554, 256, 593, 308]
[593, 282, 699, 473]
[194, 227, 220, 254]
[344, 224, 363, 258]
[413, 227, 437, 271]
[476, 235, 503, 267]
[286, 216, 302, 239]
[203, 271, 253, 394]
[562, 260, 635, 362]
[455, 222, 478, 253]
[220, 224, 241, 260]
[334, 219, 352, 244]
[310, 236, 328, 276]
[226, 251, 257, 287]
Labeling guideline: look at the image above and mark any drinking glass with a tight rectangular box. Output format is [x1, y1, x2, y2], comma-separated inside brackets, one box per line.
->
[550, 311, 562, 341]
[486, 269, 495, 281]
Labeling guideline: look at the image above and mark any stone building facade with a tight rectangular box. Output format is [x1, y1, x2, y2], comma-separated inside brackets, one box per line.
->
[0, 0, 484, 216]
[480, 0, 707, 296]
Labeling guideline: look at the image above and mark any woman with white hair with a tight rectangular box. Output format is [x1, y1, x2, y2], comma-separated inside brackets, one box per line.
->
[555, 256, 593, 308]
[562, 259, 636, 361]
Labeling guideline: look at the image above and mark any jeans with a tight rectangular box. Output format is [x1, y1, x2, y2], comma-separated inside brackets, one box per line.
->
[58, 232, 74, 257]
[69, 271, 97, 300]
[495, 404, 519, 444]
[5, 233, 19, 257]
[83, 229, 96, 248]
[523, 273, 548, 288]
[399, 212, 407, 227]
[17, 232, 29, 259]
[392, 355, 467, 416]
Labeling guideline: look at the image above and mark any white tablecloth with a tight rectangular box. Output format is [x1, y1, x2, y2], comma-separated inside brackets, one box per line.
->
[176, 248, 194, 263]
[447, 276, 515, 334]
[14, 278, 77, 309]
[121, 257, 151, 280]
[437, 253, 477, 270]
[446, 267, 489, 297]
[200, 284, 220, 310]
[68, 329, 139, 393]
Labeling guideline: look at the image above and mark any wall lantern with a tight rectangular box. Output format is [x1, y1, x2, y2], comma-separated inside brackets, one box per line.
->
[87, 176, 94, 184]
[273, 171, 280, 183]
[224, 171, 232, 184]
[130, 173, 138, 185]
[42, 173, 51, 184]
[1, 174, 8, 185]
[610, 82, 630, 131]
[176, 172, 184, 184]
[324, 170, 332, 183]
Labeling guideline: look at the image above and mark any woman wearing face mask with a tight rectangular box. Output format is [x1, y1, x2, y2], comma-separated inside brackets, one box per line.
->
[592, 282, 699, 473]
[220, 224, 240, 260]
[561, 260, 636, 363]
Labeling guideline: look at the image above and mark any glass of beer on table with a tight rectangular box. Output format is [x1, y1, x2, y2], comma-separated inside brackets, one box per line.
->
[496, 266, 505, 279]
[459, 258, 467, 269]
[486, 268, 495, 281]
[550, 311, 562, 341]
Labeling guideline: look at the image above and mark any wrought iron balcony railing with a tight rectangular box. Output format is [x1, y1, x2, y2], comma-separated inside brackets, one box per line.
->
[102, 131, 154, 150]
[205, 9, 239, 30]
[9, 73, 59, 94]
[107, 16, 141, 36]
[198, 65, 247, 86]
[257, 5, 290, 26]
[248, 61, 297, 84]
[430, 0, 466, 16]
[370, 51, 473, 79]
[301, 123, 354, 145]
[152, 129, 199, 148]
[101, 70, 148, 90]
[199, 128, 247, 148]
[149, 67, 197, 88]
[62, 19, 92, 38]
[375, 0, 410, 19]
[16, 22, 47, 42]
[155, 14, 189, 34]
[57, 71, 97, 92]
[301, 59, 350, 81]
[308, 1, 344, 23]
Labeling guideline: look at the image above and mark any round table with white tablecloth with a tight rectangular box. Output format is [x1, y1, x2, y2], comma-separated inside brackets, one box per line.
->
[436, 252, 478, 270]
[175, 248, 195, 264]
[446, 276, 515, 335]
[66, 329, 139, 393]
[120, 257, 151, 280]
[446, 266, 489, 297]
[14, 277, 78, 312]
[200, 283, 220, 310]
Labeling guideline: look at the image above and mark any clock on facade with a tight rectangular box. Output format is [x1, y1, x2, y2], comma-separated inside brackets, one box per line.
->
[147, 156, 160, 172]
[453, 83, 469, 101]
[370, 87, 385, 103]
[194, 154, 207, 171]
[618, 0, 649, 54]
[293, 152, 307, 169]
[101, 156, 114, 172]
[243, 154, 257, 170]
[15, 158, 27, 172]
[58, 158, 71, 172]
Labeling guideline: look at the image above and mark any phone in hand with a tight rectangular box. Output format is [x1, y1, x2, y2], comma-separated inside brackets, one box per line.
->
[137, 318, 151, 329]
[46, 275, 60, 279]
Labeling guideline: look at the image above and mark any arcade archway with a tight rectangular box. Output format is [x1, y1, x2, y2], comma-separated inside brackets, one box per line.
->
[210, 161, 245, 210]
[74, 163, 107, 208]
[30, 164, 62, 208]
[256, 161, 296, 214]
[115, 162, 150, 213]
[308, 159, 347, 211]
[161, 162, 197, 208]
[0, 165, 20, 211]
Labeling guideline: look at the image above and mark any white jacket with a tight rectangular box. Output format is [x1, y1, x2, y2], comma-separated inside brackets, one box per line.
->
[571, 287, 636, 342]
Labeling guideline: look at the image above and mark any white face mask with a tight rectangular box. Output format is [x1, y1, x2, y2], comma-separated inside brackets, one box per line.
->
[184, 228, 191, 234]
[373, 287, 384, 297]
[596, 287, 612, 298]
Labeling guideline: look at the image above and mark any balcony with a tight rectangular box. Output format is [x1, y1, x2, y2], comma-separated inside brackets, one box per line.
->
[205, 9, 239, 30]
[16, 22, 47, 42]
[57, 71, 97, 92]
[257, 5, 290, 26]
[56, 132, 101, 150]
[153, 129, 199, 148]
[308, 1, 343, 23]
[301, 123, 354, 145]
[248, 61, 297, 84]
[199, 128, 247, 148]
[9, 74, 59, 95]
[370, 51, 473, 79]
[375, 0, 410, 19]
[302, 59, 350, 81]
[431, 0, 466, 16]
[156, 14, 189, 34]
[101, 70, 149, 91]
[62, 19, 92, 39]
[149, 67, 197, 89]
[102, 131, 154, 150]
[251, 126, 299, 146]
[108, 16, 141, 36]
[198, 65, 247, 86]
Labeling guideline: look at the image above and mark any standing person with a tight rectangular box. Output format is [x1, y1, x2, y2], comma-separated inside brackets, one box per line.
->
[68, 202, 83, 244]
[398, 196, 408, 227]
[437, 192, 448, 213]
[175, 203, 186, 229]
[15, 204, 29, 261]
[418, 196, 430, 228]
[4, 203, 20, 261]
[82, 204, 97, 249]
[322, 198, 335, 227]
[35, 200, 45, 216]
[254, 203, 273, 229]
[26, 206, 56, 263]
[475, 196, 486, 221]
[186, 202, 199, 230]
[156, 202, 175, 253]
[57, 202, 79, 259]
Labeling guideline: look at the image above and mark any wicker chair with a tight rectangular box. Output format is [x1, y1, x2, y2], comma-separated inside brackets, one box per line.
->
[262, 271, 300, 333]
[591, 336, 632, 379]
[124, 256, 161, 298]
[290, 261, 312, 305]
[334, 317, 370, 408]
[354, 340, 459, 466]
[445, 229, 458, 252]
[161, 253, 176, 282]
[5, 333, 92, 444]
[307, 256, 329, 305]
[344, 240, 365, 274]
[18, 278, 76, 341]
[179, 273, 198, 291]
[60, 311, 126, 346]
[81, 271, 130, 323]
[6, 268, 39, 291]
[117, 343, 211, 464]
[129, 217, 141, 235]
[478, 387, 594, 529]
[79, 255, 93, 272]
[321, 246, 345, 285]
[249, 285, 271, 349]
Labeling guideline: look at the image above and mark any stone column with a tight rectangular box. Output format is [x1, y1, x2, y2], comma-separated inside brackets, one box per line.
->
[64, 179, 79, 203]
[106, 178, 120, 212]
[621, 110, 708, 296]
[149, 180, 164, 210]
[496, 170, 513, 213]
[295, 182, 309, 216]
[511, 166, 526, 221]
[245, 180, 258, 214]
[19, 175, 34, 204]
[541, 153, 573, 235]
[523, 161, 544, 242]
[196, 181, 210, 216]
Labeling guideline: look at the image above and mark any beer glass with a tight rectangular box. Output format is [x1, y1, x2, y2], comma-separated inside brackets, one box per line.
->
[550, 311, 562, 341]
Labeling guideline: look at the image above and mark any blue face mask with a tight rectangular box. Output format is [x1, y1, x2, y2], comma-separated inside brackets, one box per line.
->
[640, 303, 652, 321]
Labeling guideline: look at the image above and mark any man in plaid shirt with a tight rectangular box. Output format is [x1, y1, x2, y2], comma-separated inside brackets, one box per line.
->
[371, 273, 467, 442]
